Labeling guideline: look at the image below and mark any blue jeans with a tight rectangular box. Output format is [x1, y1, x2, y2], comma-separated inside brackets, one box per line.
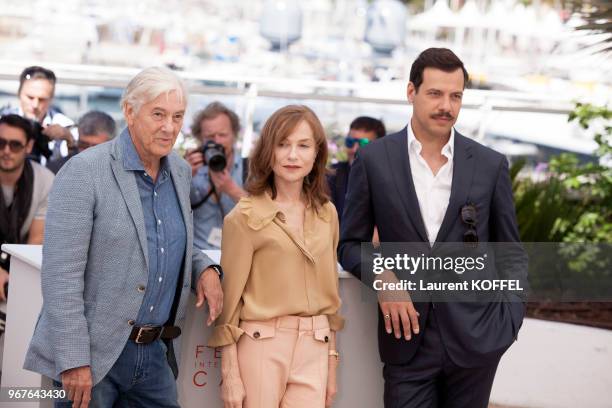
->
[54, 339, 179, 408]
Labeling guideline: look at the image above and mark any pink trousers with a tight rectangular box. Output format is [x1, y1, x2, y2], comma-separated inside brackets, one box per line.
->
[237, 315, 330, 408]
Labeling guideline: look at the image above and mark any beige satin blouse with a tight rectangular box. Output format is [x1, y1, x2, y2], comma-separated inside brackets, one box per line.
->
[208, 192, 344, 347]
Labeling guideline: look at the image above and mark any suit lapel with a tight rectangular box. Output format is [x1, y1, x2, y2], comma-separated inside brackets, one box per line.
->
[109, 138, 149, 271]
[434, 132, 474, 245]
[167, 156, 191, 248]
[384, 129, 429, 242]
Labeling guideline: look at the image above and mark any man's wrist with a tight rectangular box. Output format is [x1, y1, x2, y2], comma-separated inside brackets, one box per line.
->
[205, 264, 223, 280]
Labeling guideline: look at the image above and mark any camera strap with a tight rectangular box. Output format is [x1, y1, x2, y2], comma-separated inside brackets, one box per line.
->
[190, 185, 215, 210]
[191, 157, 248, 213]
[212, 188, 225, 219]
[189, 177, 226, 220]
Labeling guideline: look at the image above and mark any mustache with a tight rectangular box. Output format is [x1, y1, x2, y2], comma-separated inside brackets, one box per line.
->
[431, 112, 454, 120]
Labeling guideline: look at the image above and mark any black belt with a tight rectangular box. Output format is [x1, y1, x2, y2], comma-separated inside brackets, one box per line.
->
[129, 325, 182, 344]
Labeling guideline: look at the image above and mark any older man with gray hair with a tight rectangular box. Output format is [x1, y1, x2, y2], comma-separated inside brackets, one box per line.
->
[24, 67, 223, 407]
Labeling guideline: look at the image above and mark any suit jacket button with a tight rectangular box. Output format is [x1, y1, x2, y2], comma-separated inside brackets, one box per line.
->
[324, 336, 329, 343]
[128, 319, 135, 326]
[253, 331, 260, 339]
[137, 285, 146, 293]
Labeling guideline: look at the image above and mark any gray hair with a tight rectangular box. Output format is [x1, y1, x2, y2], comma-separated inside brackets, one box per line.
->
[120, 67, 187, 113]
[77, 110, 117, 139]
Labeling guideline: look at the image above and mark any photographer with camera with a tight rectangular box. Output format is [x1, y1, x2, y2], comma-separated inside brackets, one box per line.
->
[0, 66, 77, 165]
[185, 102, 247, 250]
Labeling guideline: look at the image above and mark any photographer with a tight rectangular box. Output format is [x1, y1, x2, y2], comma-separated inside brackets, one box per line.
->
[186, 102, 247, 250]
[0, 66, 77, 164]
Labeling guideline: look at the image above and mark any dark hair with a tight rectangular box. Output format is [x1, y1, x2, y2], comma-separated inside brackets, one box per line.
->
[246, 105, 329, 210]
[78, 111, 117, 139]
[190, 101, 241, 139]
[0, 114, 35, 141]
[18, 66, 57, 95]
[349, 116, 386, 139]
[409, 48, 469, 92]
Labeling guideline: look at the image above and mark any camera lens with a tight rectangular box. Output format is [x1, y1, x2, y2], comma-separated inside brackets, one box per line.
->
[207, 152, 226, 172]
[203, 141, 227, 172]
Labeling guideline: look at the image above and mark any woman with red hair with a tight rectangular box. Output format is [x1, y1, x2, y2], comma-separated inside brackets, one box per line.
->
[208, 105, 343, 408]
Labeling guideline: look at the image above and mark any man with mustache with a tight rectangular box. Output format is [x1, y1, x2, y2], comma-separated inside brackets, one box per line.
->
[338, 48, 527, 407]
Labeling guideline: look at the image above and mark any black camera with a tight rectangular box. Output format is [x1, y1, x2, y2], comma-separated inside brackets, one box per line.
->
[199, 140, 226, 172]
[29, 120, 52, 162]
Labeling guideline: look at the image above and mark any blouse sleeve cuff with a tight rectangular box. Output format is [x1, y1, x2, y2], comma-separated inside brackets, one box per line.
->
[328, 314, 345, 331]
[207, 324, 245, 347]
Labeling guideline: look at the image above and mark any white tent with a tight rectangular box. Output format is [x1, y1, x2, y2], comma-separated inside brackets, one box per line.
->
[409, 0, 456, 31]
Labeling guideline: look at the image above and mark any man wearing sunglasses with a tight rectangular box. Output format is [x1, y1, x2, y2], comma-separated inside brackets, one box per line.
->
[0, 114, 54, 301]
[339, 48, 528, 408]
[0, 66, 77, 164]
[328, 116, 385, 224]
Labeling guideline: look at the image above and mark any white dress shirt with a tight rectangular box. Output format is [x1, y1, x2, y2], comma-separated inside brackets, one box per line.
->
[16, 107, 76, 163]
[407, 122, 454, 245]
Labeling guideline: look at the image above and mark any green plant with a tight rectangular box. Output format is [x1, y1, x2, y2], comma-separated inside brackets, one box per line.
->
[512, 103, 611, 298]
[513, 102, 611, 243]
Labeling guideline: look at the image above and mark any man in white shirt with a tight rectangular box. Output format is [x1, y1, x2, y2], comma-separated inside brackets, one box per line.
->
[339, 48, 528, 408]
[0, 66, 77, 164]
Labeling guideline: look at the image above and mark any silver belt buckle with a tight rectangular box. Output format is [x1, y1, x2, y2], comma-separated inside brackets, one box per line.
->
[135, 326, 158, 344]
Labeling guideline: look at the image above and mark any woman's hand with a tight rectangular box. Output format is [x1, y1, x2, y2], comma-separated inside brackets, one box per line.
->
[326, 330, 338, 407]
[221, 344, 246, 408]
[325, 355, 338, 407]
[221, 375, 245, 408]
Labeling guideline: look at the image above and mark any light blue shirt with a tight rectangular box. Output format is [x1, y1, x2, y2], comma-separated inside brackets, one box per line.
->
[120, 131, 186, 326]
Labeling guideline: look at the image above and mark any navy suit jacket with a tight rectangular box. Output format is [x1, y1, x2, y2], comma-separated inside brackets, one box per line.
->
[338, 127, 527, 368]
[327, 161, 351, 225]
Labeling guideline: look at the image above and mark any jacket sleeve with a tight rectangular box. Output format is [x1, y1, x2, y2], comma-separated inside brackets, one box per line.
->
[182, 164, 217, 288]
[337, 151, 377, 289]
[490, 156, 529, 302]
[207, 211, 253, 347]
[191, 247, 218, 290]
[41, 157, 94, 375]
